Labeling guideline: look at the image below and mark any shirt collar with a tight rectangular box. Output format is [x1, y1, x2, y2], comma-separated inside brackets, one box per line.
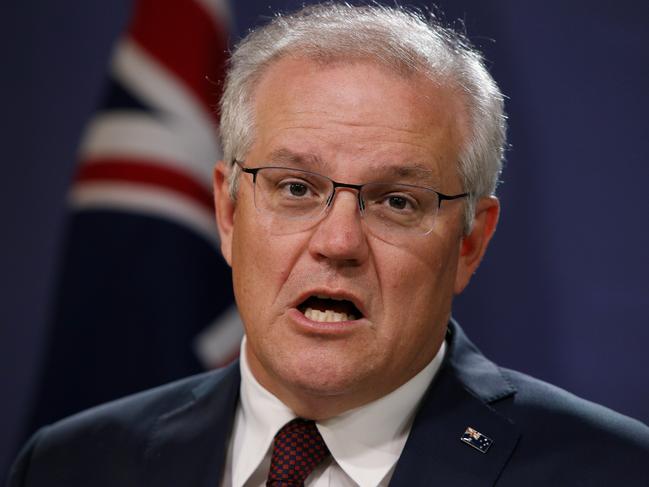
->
[231, 338, 295, 487]
[234, 336, 446, 487]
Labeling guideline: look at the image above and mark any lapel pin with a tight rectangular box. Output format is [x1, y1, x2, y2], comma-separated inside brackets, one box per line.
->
[460, 426, 493, 453]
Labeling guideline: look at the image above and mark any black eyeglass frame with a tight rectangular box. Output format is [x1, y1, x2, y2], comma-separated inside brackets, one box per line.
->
[233, 160, 469, 212]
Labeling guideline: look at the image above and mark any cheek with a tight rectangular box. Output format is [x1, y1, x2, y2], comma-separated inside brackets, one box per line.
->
[232, 199, 275, 270]
[232, 213, 305, 304]
[376, 238, 460, 316]
[231, 204, 273, 307]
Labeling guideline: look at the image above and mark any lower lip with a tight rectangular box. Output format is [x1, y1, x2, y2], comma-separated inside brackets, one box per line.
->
[287, 308, 367, 336]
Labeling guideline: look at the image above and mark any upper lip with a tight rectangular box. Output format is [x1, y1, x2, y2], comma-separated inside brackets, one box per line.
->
[292, 288, 367, 318]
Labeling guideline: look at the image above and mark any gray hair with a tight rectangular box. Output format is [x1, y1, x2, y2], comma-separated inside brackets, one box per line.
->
[219, 2, 507, 232]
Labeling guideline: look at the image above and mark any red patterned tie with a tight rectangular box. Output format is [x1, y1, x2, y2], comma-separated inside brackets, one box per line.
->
[266, 418, 331, 486]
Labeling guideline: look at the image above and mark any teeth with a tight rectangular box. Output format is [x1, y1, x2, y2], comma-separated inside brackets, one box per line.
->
[314, 294, 345, 302]
[304, 308, 356, 323]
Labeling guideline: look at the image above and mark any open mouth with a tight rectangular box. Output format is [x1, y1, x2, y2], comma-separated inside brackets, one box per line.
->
[297, 295, 363, 322]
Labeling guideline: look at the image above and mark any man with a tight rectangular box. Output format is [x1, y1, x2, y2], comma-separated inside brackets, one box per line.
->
[9, 3, 649, 486]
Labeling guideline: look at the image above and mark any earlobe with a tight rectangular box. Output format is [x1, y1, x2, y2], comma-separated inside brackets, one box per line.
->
[454, 196, 500, 294]
[213, 161, 235, 266]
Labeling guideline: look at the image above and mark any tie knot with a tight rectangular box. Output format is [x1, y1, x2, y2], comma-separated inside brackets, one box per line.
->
[267, 418, 330, 487]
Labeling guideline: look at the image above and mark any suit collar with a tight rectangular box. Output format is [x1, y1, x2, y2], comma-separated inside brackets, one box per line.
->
[390, 320, 520, 486]
[445, 320, 517, 403]
[142, 362, 240, 487]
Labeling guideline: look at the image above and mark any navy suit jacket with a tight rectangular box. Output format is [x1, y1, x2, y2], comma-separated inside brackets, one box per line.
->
[8, 321, 649, 486]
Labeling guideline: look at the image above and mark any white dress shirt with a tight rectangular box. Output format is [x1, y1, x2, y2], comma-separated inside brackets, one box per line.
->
[221, 337, 446, 487]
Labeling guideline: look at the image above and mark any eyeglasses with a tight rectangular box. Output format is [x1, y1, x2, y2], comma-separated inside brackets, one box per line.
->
[234, 160, 468, 242]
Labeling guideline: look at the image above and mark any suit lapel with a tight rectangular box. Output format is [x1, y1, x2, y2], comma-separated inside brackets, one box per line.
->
[142, 362, 241, 487]
[390, 321, 520, 486]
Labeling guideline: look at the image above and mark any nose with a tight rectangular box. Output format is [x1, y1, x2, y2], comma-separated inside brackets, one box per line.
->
[307, 188, 369, 266]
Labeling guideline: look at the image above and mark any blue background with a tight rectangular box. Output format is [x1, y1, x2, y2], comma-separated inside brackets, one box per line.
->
[2, 0, 648, 478]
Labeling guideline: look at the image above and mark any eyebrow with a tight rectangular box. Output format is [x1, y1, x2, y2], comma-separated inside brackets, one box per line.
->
[265, 148, 440, 187]
[374, 164, 437, 183]
[266, 149, 327, 170]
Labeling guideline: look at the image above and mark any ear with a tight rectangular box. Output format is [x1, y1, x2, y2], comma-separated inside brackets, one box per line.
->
[213, 161, 235, 266]
[454, 196, 500, 294]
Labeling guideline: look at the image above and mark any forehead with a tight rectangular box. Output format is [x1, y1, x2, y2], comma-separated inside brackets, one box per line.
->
[249, 55, 468, 185]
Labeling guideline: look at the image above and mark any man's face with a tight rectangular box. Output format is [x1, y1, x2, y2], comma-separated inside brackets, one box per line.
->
[215, 56, 497, 418]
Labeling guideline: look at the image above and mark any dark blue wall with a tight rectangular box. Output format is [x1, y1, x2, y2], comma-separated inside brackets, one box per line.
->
[2, 0, 648, 478]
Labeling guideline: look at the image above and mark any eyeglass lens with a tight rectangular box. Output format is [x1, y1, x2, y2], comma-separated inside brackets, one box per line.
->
[250, 167, 440, 241]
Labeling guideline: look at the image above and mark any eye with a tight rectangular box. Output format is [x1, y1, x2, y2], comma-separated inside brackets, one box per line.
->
[289, 182, 307, 197]
[387, 195, 409, 210]
[380, 193, 418, 212]
[278, 179, 314, 198]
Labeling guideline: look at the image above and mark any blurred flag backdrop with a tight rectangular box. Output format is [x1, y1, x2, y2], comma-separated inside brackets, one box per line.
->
[27, 0, 242, 431]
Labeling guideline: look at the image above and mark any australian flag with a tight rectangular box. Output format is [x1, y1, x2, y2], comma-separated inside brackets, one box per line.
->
[27, 0, 242, 432]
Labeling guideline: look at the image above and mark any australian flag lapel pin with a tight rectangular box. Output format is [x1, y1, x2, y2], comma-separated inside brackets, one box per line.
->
[460, 427, 493, 453]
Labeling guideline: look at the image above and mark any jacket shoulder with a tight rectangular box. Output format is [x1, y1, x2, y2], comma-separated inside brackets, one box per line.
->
[494, 367, 649, 483]
[8, 366, 237, 486]
[500, 367, 649, 439]
[46, 368, 228, 440]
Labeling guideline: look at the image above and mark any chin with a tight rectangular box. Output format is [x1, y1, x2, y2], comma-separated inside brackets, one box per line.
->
[275, 351, 368, 398]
